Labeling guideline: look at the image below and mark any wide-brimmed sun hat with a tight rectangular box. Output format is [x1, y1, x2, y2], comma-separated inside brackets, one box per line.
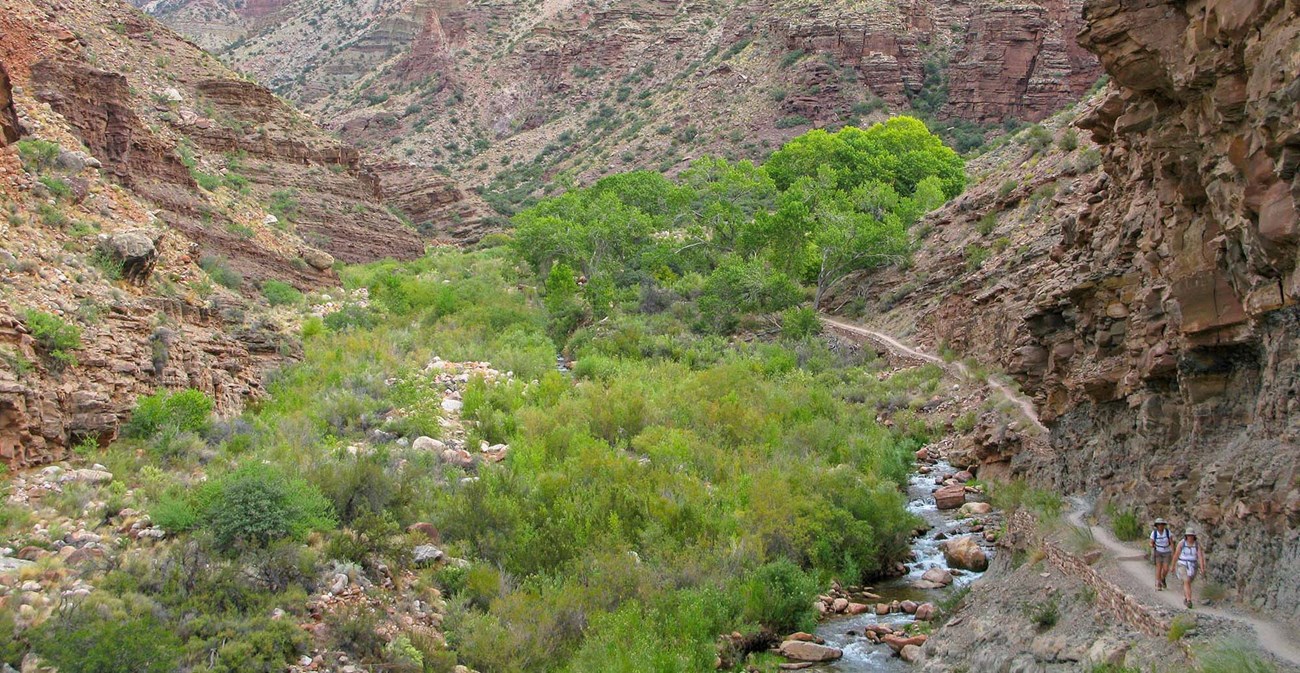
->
[1154, 517, 1168, 525]
[1184, 528, 1198, 537]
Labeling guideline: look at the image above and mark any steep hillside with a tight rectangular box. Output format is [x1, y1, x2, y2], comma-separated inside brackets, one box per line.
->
[844, 0, 1300, 627]
[137, 0, 1101, 214]
[0, 0, 477, 467]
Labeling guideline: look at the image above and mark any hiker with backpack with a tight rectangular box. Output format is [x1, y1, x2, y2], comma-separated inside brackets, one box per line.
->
[1149, 517, 1173, 590]
[1173, 527, 1207, 609]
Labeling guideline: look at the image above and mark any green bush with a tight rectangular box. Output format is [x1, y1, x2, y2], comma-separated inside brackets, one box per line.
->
[123, 388, 214, 439]
[34, 608, 181, 673]
[15, 139, 60, 172]
[775, 115, 811, 129]
[1025, 597, 1059, 630]
[200, 463, 336, 552]
[39, 176, 72, 200]
[1058, 128, 1079, 152]
[200, 254, 244, 289]
[1111, 508, 1142, 541]
[740, 560, 819, 633]
[21, 309, 82, 370]
[262, 280, 303, 306]
[780, 306, 821, 340]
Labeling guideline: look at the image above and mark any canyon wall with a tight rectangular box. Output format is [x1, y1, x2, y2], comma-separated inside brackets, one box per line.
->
[849, 0, 1300, 626]
[141, 0, 1102, 192]
[0, 0, 459, 467]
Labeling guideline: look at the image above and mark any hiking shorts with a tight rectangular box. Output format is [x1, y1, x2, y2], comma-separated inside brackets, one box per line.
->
[1154, 551, 1172, 562]
[1178, 560, 1197, 579]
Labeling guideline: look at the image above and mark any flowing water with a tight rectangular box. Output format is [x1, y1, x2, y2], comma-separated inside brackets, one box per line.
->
[809, 461, 993, 671]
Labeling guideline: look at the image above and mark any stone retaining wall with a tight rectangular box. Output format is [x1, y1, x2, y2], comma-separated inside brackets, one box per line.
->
[1005, 511, 1172, 639]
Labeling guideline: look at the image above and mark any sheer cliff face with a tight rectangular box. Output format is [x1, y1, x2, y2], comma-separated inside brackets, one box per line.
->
[851, 0, 1300, 625]
[139, 0, 1101, 187]
[1044, 0, 1300, 621]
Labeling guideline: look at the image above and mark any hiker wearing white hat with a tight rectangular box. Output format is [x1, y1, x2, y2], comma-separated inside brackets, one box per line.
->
[1173, 527, 1206, 609]
[1149, 517, 1173, 590]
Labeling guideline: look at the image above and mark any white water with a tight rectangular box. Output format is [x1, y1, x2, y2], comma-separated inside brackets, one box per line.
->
[811, 462, 992, 671]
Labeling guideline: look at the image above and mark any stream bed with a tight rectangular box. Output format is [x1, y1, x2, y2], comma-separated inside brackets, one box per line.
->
[809, 461, 994, 671]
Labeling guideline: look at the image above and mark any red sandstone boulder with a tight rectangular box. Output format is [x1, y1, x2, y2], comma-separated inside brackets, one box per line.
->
[942, 536, 989, 571]
[935, 483, 966, 509]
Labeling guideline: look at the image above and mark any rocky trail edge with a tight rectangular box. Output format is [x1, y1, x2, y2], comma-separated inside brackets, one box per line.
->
[1067, 498, 1300, 670]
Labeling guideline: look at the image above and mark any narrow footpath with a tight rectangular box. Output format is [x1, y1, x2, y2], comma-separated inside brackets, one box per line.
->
[1068, 499, 1300, 669]
[820, 316, 1048, 434]
[823, 314, 1300, 669]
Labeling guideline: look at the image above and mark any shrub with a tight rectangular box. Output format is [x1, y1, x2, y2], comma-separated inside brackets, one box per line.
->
[975, 212, 998, 236]
[123, 388, 214, 439]
[775, 115, 811, 129]
[998, 179, 1018, 198]
[1168, 613, 1196, 641]
[38, 203, 67, 227]
[15, 139, 60, 172]
[1025, 597, 1059, 630]
[267, 190, 299, 223]
[1111, 508, 1142, 541]
[1058, 128, 1079, 152]
[262, 280, 303, 306]
[89, 248, 125, 280]
[194, 171, 223, 191]
[780, 306, 821, 340]
[1074, 148, 1102, 173]
[1023, 124, 1052, 153]
[200, 254, 244, 289]
[21, 309, 82, 370]
[964, 244, 990, 271]
[200, 463, 336, 552]
[740, 560, 818, 634]
[39, 176, 72, 200]
[33, 608, 181, 673]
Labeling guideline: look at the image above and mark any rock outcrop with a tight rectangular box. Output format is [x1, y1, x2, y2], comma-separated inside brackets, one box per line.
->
[0, 0, 462, 468]
[0, 63, 22, 144]
[842, 0, 1300, 628]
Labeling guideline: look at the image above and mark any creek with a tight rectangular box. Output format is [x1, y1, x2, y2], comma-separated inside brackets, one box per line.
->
[810, 461, 993, 671]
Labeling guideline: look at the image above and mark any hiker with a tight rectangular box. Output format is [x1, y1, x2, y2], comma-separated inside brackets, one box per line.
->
[1150, 517, 1173, 590]
[1173, 527, 1206, 609]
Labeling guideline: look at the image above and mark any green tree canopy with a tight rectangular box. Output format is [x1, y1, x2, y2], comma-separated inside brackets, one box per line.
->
[763, 116, 966, 198]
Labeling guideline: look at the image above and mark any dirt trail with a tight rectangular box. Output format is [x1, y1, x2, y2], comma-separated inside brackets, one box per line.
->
[1068, 498, 1300, 668]
[821, 316, 1049, 434]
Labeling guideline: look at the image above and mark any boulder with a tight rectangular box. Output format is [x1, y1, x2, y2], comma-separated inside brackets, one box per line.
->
[61, 468, 113, 485]
[959, 502, 993, 516]
[831, 597, 848, 613]
[301, 247, 335, 271]
[96, 230, 162, 284]
[845, 602, 870, 615]
[942, 536, 989, 571]
[900, 644, 924, 663]
[777, 641, 843, 662]
[412, 544, 444, 566]
[411, 436, 446, 452]
[915, 603, 937, 620]
[901, 600, 918, 614]
[920, 567, 954, 586]
[406, 522, 441, 542]
[786, 632, 818, 643]
[934, 483, 966, 509]
[882, 634, 927, 653]
[876, 603, 891, 615]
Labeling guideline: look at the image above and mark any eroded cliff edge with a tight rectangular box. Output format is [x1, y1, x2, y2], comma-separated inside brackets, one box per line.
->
[846, 0, 1300, 626]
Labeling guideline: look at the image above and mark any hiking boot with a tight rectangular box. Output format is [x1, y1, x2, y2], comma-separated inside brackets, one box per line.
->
[1185, 599, 1193, 609]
